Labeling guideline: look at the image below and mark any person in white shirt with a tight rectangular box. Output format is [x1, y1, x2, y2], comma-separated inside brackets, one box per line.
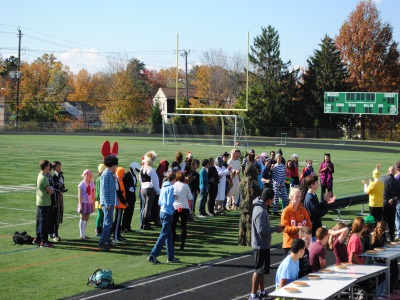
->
[140, 151, 160, 230]
[227, 149, 241, 210]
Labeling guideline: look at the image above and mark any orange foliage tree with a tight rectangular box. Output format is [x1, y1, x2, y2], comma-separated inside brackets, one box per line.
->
[335, 0, 400, 135]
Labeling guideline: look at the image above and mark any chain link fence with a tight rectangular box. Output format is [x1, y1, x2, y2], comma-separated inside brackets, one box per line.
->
[0, 121, 399, 142]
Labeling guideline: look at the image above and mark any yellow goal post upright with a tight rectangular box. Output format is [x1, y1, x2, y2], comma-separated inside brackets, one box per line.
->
[170, 33, 250, 147]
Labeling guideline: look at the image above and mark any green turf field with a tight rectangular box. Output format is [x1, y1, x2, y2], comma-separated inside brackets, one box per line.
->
[0, 134, 398, 299]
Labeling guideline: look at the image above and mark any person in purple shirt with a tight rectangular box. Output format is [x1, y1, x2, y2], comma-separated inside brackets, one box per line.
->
[309, 227, 329, 272]
[391, 163, 400, 240]
[319, 153, 334, 200]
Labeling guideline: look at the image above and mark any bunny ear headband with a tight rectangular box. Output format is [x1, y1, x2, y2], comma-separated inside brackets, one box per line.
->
[101, 140, 119, 159]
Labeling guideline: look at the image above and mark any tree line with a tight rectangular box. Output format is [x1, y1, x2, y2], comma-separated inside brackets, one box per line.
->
[0, 0, 399, 137]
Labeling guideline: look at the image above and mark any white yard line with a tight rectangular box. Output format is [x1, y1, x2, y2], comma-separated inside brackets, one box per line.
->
[79, 248, 281, 300]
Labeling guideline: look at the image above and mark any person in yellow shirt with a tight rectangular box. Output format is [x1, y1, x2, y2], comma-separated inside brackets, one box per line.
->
[362, 164, 384, 223]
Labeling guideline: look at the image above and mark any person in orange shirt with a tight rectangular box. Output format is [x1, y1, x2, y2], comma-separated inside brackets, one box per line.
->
[111, 167, 128, 242]
[281, 188, 312, 254]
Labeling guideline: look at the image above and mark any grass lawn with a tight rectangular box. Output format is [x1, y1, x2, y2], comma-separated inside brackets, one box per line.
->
[0, 134, 398, 299]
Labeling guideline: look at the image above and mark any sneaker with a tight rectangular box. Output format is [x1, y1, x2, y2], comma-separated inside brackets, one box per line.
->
[53, 236, 61, 242]
[97, 244, 110, 251]
[147, 255, 160, 264]
[197, 214, 207, 218]
[40, 242, 54, 248]
[167, 257, 180, 263]
[248, 295, 259, 300]
[258, 291, 272, 300]
[208, 213, 215, 217]
[32, 238, 40, 245]
[117, 237, 127, 242]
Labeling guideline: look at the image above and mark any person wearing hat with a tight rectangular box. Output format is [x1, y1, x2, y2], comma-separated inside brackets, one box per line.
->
[382, 166, 400, 241]
[362, 164, 384, 223]
[241, 149, 256, 175]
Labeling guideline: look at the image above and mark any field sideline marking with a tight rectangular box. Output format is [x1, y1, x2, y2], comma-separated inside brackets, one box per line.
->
[0, 206, 77, 217]
[78, 248, 280, 300]
[0, 215, 79, 229]
[0, 252, 96, 273]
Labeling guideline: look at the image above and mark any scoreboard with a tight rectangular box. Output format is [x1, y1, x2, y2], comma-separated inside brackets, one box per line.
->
[324, 92, 398, 115]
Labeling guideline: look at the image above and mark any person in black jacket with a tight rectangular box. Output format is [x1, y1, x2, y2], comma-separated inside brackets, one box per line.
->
[382, 166, 400, 241]
[206, 157, 219, 216]
[121, 162, 140, 233]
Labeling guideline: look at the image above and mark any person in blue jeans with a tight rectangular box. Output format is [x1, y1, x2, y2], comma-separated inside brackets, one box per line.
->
[98, 154, 119, 251]
[147, 171, 180, 264]
[198, 159, 209, 217]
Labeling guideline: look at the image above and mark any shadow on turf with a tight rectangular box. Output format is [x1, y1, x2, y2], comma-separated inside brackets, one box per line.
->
[52, 211, 282, 260]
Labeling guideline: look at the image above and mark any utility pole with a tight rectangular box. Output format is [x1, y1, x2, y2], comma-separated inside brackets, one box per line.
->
[180, 50, 190, 107]
[16, 27, 22, 130]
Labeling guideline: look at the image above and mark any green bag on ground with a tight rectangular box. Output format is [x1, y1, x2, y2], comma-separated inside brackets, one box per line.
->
[87, 268, 114, 288]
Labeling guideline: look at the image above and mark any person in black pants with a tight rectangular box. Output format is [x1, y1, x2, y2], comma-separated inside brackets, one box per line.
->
[382, 166, 400, 241]
[122, 162, 140, 233]
[207, 157, 219, 216]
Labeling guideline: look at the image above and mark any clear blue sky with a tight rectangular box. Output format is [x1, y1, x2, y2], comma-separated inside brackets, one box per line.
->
[0, 0, 398, 74]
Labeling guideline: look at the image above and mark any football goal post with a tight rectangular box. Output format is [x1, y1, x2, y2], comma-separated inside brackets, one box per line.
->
[276, 133, 287, 146]
[162, 113, 248, 147]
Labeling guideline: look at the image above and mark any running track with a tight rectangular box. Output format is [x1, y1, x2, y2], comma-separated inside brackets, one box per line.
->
[68, 246, 337, 300]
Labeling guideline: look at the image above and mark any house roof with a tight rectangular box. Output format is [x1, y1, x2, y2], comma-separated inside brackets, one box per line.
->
[159, 87, 197, 99]
[60, 102, 82, 118]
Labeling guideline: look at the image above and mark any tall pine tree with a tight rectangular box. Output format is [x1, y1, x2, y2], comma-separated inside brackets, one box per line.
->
[238, 26, 294, 135]
[301, 35, 349, 129]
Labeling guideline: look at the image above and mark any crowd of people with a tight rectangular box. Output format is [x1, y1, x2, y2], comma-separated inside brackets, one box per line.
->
[33, 145, 400, 299]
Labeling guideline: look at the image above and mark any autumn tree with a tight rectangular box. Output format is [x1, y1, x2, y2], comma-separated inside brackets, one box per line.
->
[17, 54, 69, 122]
[190, 49, 245, 109]
[335, 0, 400, 136]
[100, 58, 152, 125]
[300, 35, 349, 129]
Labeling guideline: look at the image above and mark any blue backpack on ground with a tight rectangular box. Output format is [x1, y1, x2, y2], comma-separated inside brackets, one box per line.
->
[87, 268, 114, 288]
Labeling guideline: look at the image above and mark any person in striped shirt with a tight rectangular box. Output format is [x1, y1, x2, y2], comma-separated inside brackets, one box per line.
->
[271, 154, 288, 216]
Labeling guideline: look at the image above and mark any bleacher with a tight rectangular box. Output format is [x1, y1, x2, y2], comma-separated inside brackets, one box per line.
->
[328, 193, 369, 222]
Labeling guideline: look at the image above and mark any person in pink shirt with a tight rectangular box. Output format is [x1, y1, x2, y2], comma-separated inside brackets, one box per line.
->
[346, 217, 365, 264]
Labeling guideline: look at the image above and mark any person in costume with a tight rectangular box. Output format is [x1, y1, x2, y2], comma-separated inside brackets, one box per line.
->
[95, 164, 106, 236]
[238, 164, 261, 246]
[215, 155, 231, 214]
[140, 151, 160, 230]
[77, 169, 95, 239]
[111, 167, 128, 242]
[227, 149, 241, 210]
[51, 161, 66, 241]
[362, 165, 384, 223]
[319, 153, 334, 200]
[121, 162, 140, 233]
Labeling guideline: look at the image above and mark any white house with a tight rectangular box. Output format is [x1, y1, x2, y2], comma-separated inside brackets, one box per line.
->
[152, 87, 196, 122]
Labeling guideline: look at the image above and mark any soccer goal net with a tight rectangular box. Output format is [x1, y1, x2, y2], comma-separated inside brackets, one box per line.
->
[162, 113, 248, 147]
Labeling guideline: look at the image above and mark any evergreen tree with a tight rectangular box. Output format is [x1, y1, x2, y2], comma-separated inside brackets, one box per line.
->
[301, 35, 349, 129]
[238, 26, 294, 135]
